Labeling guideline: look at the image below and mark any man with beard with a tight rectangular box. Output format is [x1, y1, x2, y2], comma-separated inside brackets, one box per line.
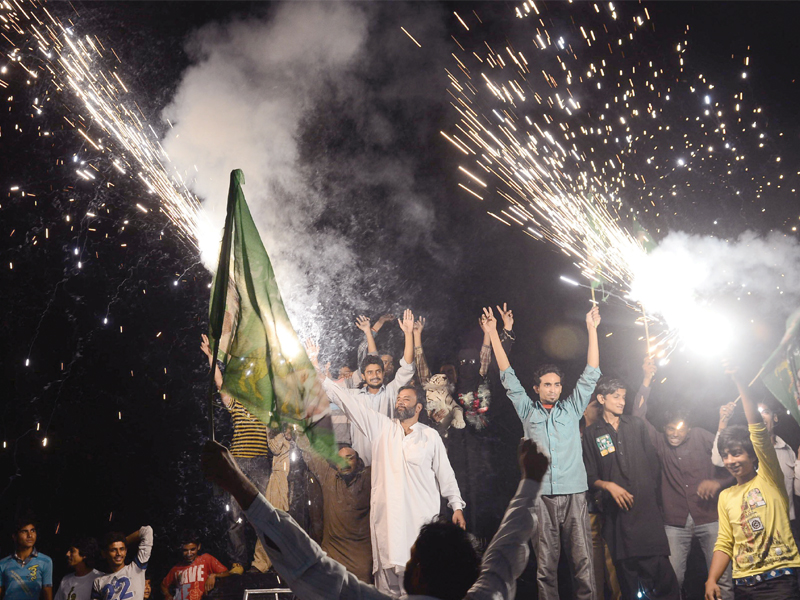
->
[316, 310, 416, 466]
[322, 382, 465, 596]
[484, 305, 601, 600]
[297, 437, 373, 583]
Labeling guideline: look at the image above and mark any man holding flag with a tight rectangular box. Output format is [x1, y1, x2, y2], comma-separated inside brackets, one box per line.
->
[206, 169, 337, 488]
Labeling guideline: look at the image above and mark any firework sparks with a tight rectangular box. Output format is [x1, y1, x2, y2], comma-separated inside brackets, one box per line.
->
[1, 0, 205, 249]
[446, 2, 798, 357]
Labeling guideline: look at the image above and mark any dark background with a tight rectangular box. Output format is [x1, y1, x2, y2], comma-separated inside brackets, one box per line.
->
[2, 2, 800, 598]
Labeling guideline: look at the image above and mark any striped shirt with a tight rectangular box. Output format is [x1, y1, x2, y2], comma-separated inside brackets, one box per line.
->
[228, 399, 269, 458]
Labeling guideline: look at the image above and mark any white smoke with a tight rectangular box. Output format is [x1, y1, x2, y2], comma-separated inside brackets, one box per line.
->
[630, 230, 800, 356]
[160, 2, 448, 340]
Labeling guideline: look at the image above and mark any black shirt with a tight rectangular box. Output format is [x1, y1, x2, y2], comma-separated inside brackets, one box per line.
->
[582, 415, 670, 560]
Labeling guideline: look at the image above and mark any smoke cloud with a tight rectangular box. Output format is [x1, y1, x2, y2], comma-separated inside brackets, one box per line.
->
[631, 229, 800, 355]
[160, 2, 450, 346]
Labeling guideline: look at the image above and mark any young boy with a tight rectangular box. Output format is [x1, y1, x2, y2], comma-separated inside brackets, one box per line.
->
[55, 538, 103, 600]
[705, 367, 800, 600]
[91, 527, 152, 600]
[0, 515, 53, 600]
[161, 531, 230, 600]
[582, 376, 679, 600]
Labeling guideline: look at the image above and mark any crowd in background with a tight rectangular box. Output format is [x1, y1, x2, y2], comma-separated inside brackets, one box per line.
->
[4, 304, 800, 600]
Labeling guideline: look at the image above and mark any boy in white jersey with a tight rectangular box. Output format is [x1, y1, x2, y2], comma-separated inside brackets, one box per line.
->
[92, 527, 152, 600]
[55, 537, 103, 600]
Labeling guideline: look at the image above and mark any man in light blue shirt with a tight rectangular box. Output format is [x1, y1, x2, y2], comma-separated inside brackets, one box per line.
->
[0, 515, 53, 600]
[483, 306, 601, 600]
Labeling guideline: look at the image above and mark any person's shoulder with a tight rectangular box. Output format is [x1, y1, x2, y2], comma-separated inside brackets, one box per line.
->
[0, 555, 13, 566]
[583, 421, 604, 437]
[91, 570, 105, 578]
[37, 553, 53, 565]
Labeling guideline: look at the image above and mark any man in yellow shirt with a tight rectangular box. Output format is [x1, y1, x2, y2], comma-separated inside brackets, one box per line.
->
[705, 366, 800, 600]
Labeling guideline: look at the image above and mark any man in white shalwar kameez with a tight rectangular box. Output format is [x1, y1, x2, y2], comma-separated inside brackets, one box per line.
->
[326, 376, 466, 596]
[321, 310, 416, 466]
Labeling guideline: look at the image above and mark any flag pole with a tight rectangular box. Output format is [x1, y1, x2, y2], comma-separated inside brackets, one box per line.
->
[207, 170, 242, 441]
[732, 366, 765, 405]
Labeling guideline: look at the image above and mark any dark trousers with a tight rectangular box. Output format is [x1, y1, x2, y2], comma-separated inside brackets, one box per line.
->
[227, 455, 270, 566]
[734, 574, 800, 600]
[532, 493, 596, 600]
[615, 555, 680, 600]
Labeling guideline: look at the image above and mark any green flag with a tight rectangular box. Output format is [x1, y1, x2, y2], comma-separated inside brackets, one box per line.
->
[208, 169, 336, 457]
[761, 308, 800, 425]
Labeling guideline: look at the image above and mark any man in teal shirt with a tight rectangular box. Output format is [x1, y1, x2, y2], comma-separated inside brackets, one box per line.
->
[0, 515, 53, 600]
[482, 306, 601, 600]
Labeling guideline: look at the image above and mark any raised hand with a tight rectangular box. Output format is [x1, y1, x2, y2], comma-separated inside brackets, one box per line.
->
[479, 306, 497, 334]
[518, 438, 549, 482]
[355, 315, 371, 333]
[718, 402, 736, 430]
[642, 356, 657, 378]
[304, 338, 320, 368]
[496, 303, 514, 331]
[373, 313, 395, 333]
[398, 309, 415, 335]
[413, 316, 426, 334]
[586, 306, 601, 329]
[200, 334, 213, 363]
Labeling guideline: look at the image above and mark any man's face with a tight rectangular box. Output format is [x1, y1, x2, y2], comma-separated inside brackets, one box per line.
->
[665, 420, 690, 447]
[143, 580, 152, 599]
[14, 525, 36, 551]
[720, 444, 756, 481]
[395, 389, 420, 421]
[534, 372, 563, 404]
[337, 447, 359, 475]
[339, 366, 353, 380]
[105, 541, 127, 571]
[66, 546, 85, 568]
[440, 364, 457, 384]
[181, 543, 200, 564]
[363, 363, 384, 389]
[598, 388, 626, 417]
[758, 404, 778, 434]
[380, 355, 395, 376]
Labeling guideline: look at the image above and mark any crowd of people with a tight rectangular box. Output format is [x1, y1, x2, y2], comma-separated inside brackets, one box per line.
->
[4, 305, 800, 600]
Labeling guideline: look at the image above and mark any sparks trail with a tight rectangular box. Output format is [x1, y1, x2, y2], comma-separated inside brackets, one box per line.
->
[1, 0, 205, 250]
[445, 2, 799, 359]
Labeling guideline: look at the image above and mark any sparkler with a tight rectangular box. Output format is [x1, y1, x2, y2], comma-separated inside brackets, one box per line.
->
[1, 0, 205, 250]
[445, 2, 795, 357]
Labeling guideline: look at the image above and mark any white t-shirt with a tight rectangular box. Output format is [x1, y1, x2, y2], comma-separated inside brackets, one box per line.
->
[56, 570, 104, 600]
[92, 527, 153, 600]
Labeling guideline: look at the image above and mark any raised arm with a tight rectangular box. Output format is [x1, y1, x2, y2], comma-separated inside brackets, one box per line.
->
[711, 402, 736, 467]
[355, 315, 378, 355]
[726, 365, 760, 425]
[203, 441, 383, 600]
[482, 307, 510, 372]
[466, 440, 546, 600]
[631, 356, 659, 445]
[413, 317, 432, 385]
[586, 306, 600, 369]
[398, 309, 415, 366]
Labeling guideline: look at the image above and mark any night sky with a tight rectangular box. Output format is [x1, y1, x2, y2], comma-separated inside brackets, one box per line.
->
[2, 2, 800, 597]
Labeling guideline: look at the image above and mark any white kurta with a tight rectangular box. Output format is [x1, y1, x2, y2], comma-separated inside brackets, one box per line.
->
[326, 382, 465, 572]
[322, 358, 415, 466]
